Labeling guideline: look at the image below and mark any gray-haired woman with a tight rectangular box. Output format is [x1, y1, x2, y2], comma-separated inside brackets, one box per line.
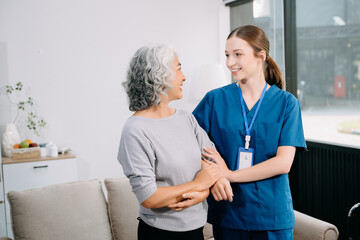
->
[118, 44, 227, 240]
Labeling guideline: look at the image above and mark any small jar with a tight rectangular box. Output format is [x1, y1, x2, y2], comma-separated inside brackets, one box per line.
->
[46, 141, 58, 157]
[50, 144, 58, 157]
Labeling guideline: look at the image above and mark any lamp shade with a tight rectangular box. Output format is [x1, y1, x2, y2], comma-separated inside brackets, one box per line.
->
[191, 64, 229, 102]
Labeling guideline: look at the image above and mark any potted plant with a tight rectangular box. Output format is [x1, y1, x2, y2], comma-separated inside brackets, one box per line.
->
[1, 82, 46, 157]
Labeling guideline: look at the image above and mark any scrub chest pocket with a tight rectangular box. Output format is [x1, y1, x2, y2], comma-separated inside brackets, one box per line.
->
[256, 122, 282, 159]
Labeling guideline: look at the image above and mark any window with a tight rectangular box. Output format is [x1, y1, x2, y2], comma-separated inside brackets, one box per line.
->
[229, 0, 360, 148]
[296, 0, 360, 147]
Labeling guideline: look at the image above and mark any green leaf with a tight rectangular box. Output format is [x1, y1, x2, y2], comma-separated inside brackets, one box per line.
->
[5, 86, 13, 94]
[27, 97, 34, 105]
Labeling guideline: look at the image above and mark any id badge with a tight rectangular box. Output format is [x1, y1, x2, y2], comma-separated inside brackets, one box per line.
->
[236, 147, 254, 170]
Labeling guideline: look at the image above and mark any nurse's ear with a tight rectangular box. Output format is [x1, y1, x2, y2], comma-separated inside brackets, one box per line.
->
[258, 50, 266, 62]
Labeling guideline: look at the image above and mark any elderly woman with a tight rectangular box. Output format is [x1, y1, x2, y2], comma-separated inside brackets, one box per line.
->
[118, 44, 226, 240]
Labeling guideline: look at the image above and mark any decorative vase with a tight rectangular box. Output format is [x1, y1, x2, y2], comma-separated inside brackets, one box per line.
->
[2, 123, 21, 157]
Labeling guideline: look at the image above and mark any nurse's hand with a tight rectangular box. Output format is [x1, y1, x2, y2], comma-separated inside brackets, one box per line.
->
[194, 162, 224, 190]
[211, 177, 233, 202]
[202, 147, 231, 178]
[167, 189, 209, 211]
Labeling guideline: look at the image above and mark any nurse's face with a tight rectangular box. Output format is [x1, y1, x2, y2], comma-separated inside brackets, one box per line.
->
[166, 55, 186, 101]
[225, 37, 264, 82]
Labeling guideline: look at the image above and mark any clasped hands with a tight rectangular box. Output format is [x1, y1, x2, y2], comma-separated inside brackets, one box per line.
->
[168, 147, 233, 211]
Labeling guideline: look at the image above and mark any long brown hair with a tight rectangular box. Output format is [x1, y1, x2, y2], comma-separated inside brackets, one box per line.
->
[227, 25, 285, 90]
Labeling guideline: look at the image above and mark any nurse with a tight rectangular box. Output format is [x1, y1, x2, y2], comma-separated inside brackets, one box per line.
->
[193, 25, 307, 240]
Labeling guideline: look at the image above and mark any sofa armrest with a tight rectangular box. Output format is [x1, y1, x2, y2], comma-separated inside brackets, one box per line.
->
[294, 210, 339, 240]
[203, 222, 214, 240]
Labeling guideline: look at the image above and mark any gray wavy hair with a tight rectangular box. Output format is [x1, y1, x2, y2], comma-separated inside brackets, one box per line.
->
[123, 44, 176, 111]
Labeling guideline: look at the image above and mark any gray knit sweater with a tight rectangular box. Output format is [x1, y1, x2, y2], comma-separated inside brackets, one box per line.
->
[118, 109, 214, 231]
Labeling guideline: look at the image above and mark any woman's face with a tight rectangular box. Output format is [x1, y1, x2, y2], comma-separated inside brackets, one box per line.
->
[167, 55, 186, 101]
[225, 37, 264, 82]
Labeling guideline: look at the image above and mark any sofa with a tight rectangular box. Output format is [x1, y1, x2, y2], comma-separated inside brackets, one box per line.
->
[1, 178, 338, 240]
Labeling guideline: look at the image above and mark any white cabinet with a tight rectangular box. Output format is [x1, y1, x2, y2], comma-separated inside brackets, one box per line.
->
[1, 154, 77, 238]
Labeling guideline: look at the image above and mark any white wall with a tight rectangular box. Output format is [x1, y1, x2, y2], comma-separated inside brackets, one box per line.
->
[0, 0, 230, 181]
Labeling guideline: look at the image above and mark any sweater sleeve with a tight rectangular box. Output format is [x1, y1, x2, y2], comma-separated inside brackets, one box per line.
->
[187, 111, 215, 151]
[118, 122, 157, 203]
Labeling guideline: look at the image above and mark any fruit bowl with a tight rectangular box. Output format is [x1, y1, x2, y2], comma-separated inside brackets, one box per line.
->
[12, 147, 41, 160]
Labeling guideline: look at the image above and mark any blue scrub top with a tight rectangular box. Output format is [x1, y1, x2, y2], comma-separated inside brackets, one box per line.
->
[193, 83, 307, 231]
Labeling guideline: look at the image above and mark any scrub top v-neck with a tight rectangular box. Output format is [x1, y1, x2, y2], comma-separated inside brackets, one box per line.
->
[193, 82, 307, 231]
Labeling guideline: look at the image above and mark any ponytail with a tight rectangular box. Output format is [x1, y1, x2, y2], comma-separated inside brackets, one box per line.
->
[266, 56, 285, 90]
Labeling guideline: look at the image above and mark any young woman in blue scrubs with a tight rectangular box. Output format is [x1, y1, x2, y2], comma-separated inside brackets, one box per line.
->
[193, 25, 307, 240]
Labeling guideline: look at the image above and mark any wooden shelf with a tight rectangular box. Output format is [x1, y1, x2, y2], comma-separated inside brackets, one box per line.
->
[2, 153, 76, 165]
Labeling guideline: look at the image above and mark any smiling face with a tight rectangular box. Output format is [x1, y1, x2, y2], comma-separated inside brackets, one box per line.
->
[225, 37, 265, 82]
[166, 55, 186, 101]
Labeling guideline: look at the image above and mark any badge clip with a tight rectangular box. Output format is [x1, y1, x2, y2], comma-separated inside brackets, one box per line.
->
[245, 135, 251, 150]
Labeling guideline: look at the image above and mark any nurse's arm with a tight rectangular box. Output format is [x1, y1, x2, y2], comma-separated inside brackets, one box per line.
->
[227, 146, 296, 183]
[141, 162, 223, 209]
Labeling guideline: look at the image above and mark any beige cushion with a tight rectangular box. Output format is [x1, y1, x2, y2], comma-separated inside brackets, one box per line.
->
[7, 180, 112, 240]
[105, 178, 139, 240]
[294, 210, 339, 240]
[105, 178, 216, 240]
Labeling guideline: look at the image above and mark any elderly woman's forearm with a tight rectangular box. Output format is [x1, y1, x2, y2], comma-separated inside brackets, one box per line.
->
[141, 181, 202, 209]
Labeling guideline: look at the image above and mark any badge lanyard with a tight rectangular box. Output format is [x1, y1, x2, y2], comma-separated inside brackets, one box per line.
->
[236, 82, 267, 170]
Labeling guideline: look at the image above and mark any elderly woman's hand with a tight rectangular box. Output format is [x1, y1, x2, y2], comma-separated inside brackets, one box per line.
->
[202, 147, 231, 178]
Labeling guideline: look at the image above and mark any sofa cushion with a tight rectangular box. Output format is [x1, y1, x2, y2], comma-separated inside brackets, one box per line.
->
[7, 180, 112, 240]
[105, 178, 139, 240]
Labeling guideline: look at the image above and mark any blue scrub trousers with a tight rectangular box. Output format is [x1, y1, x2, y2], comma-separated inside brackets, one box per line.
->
[213, 225, 293, 240]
